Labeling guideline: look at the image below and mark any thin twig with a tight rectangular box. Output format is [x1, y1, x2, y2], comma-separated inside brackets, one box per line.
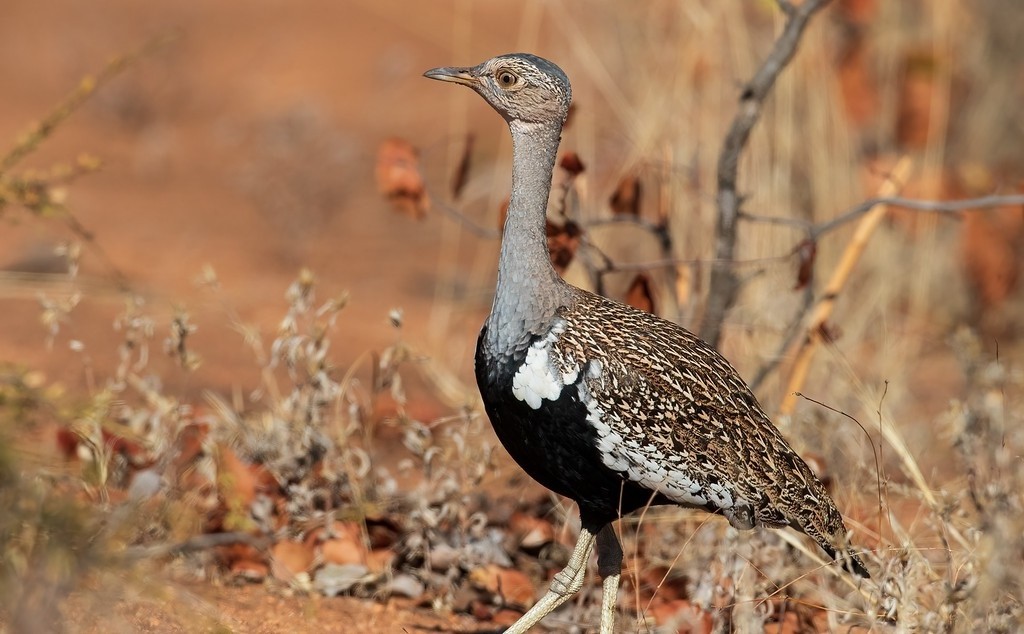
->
[779, 157, 912, 415]
[0, 31, 178, 295]
[58, 205, 134, 291]
[432, 199, 501, 239]
[737, 211, 811, 229]
[123, 531, 270, 561]
[0, 30, 178, 176]
[587, 247, 792, 276]
[795, 392, 883, 547]
[811, 193, 1024, 238]
[700, 0, 832, 348]
[740, 193, 1024, 237]
[585, 216, 671, 249]
[746, 188, 1024, 391]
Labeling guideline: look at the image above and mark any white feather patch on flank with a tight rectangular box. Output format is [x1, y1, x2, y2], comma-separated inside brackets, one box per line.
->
[511, 320, 578, 410]
[580, 360, 736, 511]
[579, 375, 629, 473]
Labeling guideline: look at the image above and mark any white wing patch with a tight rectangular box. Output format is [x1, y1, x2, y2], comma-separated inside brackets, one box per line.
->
[579, 361, 737, 512]
[511, 320, 580, 410]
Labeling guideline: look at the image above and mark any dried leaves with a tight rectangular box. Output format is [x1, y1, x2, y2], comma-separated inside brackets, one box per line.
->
[647, 600, 713, 634]
[376, 138, 429, 219]
[270, 540, 316, 580]
[319, 522, 366, 566]
[896, 51, 940, 150]
[559, 151, 585, 177]
[450, 133, 474, 200]
[610, 173, 642, 218]
[469, 565, 536, 608]
[495, 151, 587, 274]
[546, 219, 583, 274]
[960, 178, 1024, 318]
[624, 273, 657, 314]
[543, 152, 588, 273]
[507, 512, 555, 551]
[793, 238, 817, 290]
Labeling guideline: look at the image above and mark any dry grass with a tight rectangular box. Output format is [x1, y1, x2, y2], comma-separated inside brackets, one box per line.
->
[418, 1, 1024, 630]
[2, 1, 1024, 632]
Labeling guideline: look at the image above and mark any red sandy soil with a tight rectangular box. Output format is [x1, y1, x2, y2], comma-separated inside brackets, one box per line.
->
[66, 583, 500, 634]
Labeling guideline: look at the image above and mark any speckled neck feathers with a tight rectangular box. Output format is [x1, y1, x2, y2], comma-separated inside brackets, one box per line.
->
[484, 119, 571, 358]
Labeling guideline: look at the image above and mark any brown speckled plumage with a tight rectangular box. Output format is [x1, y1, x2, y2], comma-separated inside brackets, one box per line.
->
[426, 52, 867, 634]
[553, 289, 866, 574]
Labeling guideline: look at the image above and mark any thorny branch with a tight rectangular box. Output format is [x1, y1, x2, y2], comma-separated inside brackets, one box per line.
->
[699, 0, 832, 349]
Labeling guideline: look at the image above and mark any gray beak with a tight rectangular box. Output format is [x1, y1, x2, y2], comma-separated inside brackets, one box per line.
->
[423, 66, 478, 87]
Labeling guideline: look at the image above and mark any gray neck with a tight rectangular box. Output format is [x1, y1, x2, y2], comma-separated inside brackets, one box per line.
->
[485, 119, 569, 355]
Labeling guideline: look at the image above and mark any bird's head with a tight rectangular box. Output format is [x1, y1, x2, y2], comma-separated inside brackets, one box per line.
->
[424, 53, 572, 126]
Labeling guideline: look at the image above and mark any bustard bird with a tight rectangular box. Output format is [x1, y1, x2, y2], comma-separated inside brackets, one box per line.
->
[425, 53, 868, 634]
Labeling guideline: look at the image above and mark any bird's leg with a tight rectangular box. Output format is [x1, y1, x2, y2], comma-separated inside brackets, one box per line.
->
[503, 528, 596, 634]
[595, 524, 623, 634]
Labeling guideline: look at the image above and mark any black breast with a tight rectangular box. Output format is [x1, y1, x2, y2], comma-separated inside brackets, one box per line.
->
[474, 327, 670, 529]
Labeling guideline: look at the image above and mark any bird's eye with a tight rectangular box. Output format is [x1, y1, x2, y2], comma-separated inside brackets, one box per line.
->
[496, 71, 517, 88]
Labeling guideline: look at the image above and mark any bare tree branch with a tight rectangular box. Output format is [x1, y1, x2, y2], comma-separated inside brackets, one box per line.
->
[699, 0, 832, 348]
[584, 243, 791, 276]
[561, 191, 1024, 307]
[737, 211, 810, 230]
[776, 0, 797, 18]
[779, 157, 913, 415]
[811, 193, 1024, 238]
[433, 198, 501, 239]
[741, 193, 1024, 238]
[748, 190, 1024, 392]
[584, 185, 1022, 394]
